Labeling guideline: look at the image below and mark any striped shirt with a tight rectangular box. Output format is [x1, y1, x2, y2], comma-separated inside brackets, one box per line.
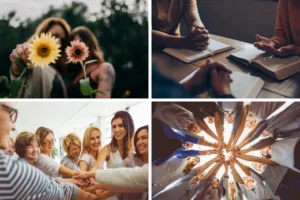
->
[0, 151, 78, 200]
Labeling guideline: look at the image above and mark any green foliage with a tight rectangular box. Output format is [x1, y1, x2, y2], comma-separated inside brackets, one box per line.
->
[0, 0, 148, 98]
[51, 147, 59, 159]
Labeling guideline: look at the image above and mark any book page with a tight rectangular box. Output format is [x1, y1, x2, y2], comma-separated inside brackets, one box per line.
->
[230, 48, 265, 64]
[207, 39, 233, 54]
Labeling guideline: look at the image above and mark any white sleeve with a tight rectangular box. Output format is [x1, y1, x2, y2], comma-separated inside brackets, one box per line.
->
[79, 153, 90, 165]
[95, 164, 148, 188]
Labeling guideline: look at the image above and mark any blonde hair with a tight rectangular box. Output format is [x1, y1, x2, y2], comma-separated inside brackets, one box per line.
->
[80, 126, 101, 157]
[62, 133, 81, 154]
[15, 131, 40, 158]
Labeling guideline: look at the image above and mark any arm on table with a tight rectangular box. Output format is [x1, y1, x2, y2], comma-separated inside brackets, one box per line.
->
[152, 30, 187, 49]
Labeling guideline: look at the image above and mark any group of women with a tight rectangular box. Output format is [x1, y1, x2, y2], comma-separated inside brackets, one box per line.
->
[152, 102, 300, 200]
[10, 17, 115, 98]
[1, 108, 148, 200]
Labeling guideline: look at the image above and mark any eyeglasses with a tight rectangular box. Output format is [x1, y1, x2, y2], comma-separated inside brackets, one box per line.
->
[1, 104, 18, 123]
[43, 139, 56, 145]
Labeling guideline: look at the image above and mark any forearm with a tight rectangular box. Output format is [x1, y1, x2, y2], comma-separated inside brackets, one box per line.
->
[252, 137, 275, 150]
[238, 155, 277, 165]
[90, 184, 147, 193]
[230, 165, 244, 184]
[234, 158, 250, 176]
[231, 105, 249, 146]
[198, 139, 218, 148]
[58, 166, 76, 177]
[196, 118, 218, 141]
[76, 188, 97, 200]
[214, 112, 224, 142]
[195, 156, 218, 174]
[237, 121, 264, 149]
[152, 30, 186, 49]
[203, 163, 221, 180]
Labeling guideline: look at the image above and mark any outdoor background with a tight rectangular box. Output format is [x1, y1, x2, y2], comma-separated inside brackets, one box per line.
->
[0, 0, 148, 98]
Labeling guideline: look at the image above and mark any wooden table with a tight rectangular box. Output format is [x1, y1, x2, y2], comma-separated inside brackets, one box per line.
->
[152, 35, 300, 98]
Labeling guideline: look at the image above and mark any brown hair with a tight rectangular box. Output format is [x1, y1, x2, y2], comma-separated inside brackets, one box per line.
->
[134, 125, 148, 158]
[183, 156, 200, 174]
[15, 131, 40, 158]
[69, 26, 105, 64]
[35, 126, 54, 152]
[110, 111, 135, 159]
[28, 17, 71, 51]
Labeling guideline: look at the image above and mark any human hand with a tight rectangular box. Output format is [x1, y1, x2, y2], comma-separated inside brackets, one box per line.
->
[185, 26, 209, 50]
[9, 43, 31, 75]
[210, 66, 232, 97]
[264, 44, 300, 58]
[73, 171, 91, 180]
[182, 59, 232, 95]
[254, 34, 277, 51]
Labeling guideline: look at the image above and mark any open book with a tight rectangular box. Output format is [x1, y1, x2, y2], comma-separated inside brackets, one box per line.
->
[163, 39, 234, 63]
[179, 70, 265, 98]
[227, 48, 300, 80]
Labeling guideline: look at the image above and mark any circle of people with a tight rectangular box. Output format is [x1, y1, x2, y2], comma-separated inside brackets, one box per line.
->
[1, 107, 148, 200]
[152, 102, 300, 200]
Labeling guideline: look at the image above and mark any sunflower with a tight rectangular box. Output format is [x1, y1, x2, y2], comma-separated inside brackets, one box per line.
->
[65, 40, 89, 64]
[28, 33, 61, 68]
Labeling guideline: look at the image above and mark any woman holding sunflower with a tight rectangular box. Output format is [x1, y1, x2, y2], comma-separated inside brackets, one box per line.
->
[66, 26, 115, 98]
[9, 17, 70, 98]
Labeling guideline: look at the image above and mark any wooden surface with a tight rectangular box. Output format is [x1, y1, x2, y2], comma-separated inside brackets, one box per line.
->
[153, 34, 299, 98]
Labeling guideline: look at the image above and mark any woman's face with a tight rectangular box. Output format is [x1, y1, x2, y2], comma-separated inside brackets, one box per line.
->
[187, 122, 201, 134]
[252, 162, 265, 172]
[3, 138, 15, 156]
[89, 130, 101, 152]
[136, 129, 148, 156]
[260, 147, 272, 157]
[260, 130, 270, 138]
[187, 156, 200, 166]
[24, 140, 39, 161]
[41, 133, 55, 154]
[47, 24, 66, 46]
[0, 102, 15, 149]
[225, 114, 234, 123]
[212, 178, 219, 189]
[228, 181, 236, 189]
[245, 113, 256, 129]
[69, 143, 81, 159]
[184, 142, 193, 150]
[244, 177, 254, 188]
[112, 118, 127, 141]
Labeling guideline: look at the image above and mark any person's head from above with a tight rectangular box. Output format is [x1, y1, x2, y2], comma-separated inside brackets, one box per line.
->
[69, 26, 105, 64]
[228, 180, 236, 189]
[35, 127, 55, 156]
[212, 177, 220, 189]
[259, 130, 270, 138]
[29, 17, 71, 51]
[184, 141, 194, 150]
[243, 177, 255, 189]
[207, 117, 214, 124]
[252, 162, 265, 172]
[0, 102, 17, 149]
[110, 111, 135, 157]
[186, 121, 201, 134]
[63, 133, 81, 160]
[3, 135, 15, 156]
[82, 126, 101, 155]
[260, 146, 272, 158]
[245, 113, 256, 129]
[225, 114, 234, 124]
[191, 172, 206, 185]
[183, 156, 200, 174]
[15, 131, 40, 162]
[134, 125, 148, 159]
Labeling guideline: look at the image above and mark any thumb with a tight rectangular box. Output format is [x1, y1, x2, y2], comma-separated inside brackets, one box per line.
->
[206, 58, 212, 65]
[255, 34, 262, 42]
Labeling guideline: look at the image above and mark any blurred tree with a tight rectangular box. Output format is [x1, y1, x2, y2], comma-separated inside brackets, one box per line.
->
[0, 0, 148, 98]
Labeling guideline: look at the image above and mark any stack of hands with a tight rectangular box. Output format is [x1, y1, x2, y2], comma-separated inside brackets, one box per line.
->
[185, 26, 210, 50]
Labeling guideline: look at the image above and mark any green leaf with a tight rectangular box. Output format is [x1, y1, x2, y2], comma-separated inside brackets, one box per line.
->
[92, 89, 106, 96]
[10, 80, 23, 98]
[23, 85, 31, 98]
[15, 56, 27, 70]
[79, 78, 93, 96]
[0, 76, 10, 90]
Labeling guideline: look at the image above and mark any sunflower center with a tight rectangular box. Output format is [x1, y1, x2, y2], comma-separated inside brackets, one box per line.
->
[37, 45, 50, 58]
[75, 49, 82, 56]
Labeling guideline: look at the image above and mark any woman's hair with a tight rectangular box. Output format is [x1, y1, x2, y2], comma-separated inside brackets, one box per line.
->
[110, 111, 135, 159]
[183, 156, 200, 174]
[81, 126, 101, 156]
[35, 127, 54, 148]
[69, 26, 105, 64]
[134, 125, 148, 158]
[7, 135, 14, 146]
[62, 133, 81, 154]
[28, 17, 71, 51]
[260, 148, 272, 159]
[15, 131, 40, 158]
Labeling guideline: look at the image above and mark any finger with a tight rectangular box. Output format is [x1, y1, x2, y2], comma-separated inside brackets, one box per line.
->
[195, 41, 209, 47]
[10, 49, 18, 62]
[193, 32, 210, 41]
[264, 45, 285, 57]
[255, 34, 262, 42]
[16, 44, 29, 64]
[207, 61, 232, 73]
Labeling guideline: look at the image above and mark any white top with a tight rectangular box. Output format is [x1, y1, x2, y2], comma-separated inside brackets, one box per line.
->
[95, 164, 148, 188]
[272, 137, 300, 173]
[249, 102, 284, 122]
[36, 154, 61, 178]
[79, 153, 96, 171]
[153, 102, 199, 135]
[152, 157, 187, 196]
[107, 149, 123, 169]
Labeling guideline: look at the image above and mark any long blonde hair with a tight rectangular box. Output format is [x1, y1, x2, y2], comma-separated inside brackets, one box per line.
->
[80, 126, 101, 157]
